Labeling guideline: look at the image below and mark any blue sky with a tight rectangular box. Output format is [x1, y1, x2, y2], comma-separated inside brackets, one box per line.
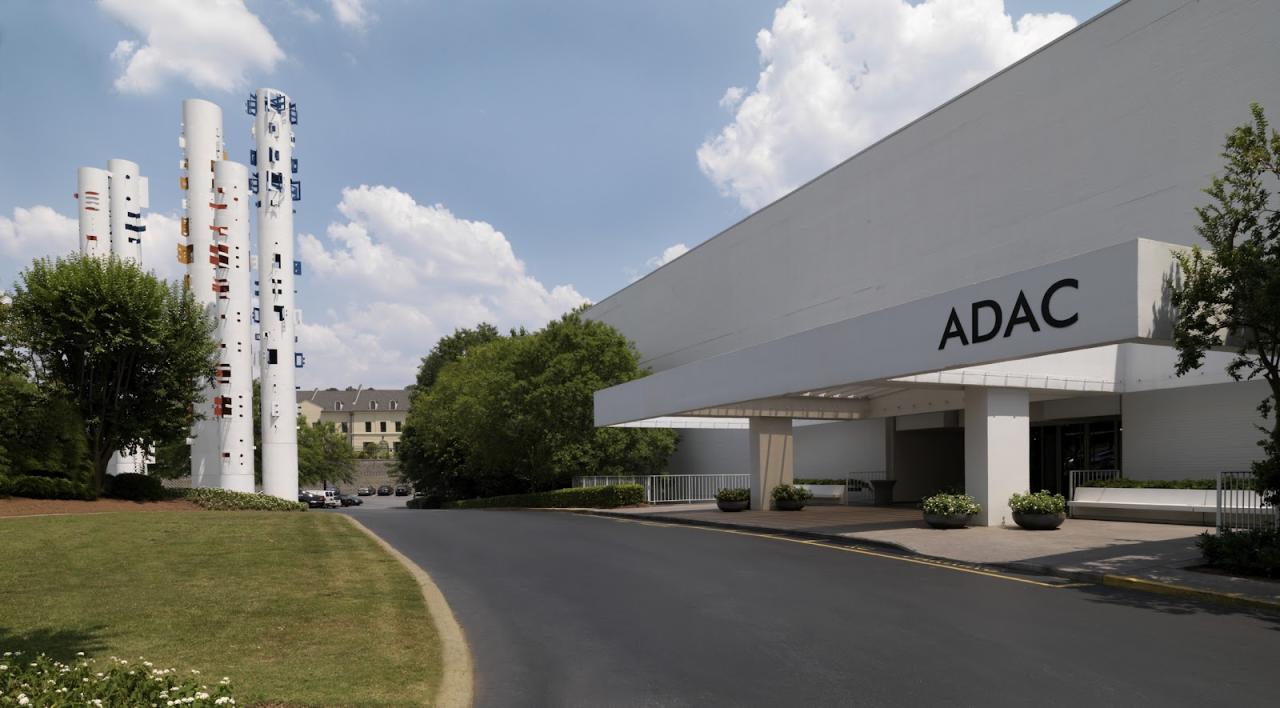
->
[0, 0, 1115, 386]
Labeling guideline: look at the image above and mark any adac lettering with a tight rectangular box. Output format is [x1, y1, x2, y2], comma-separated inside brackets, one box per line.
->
[938, 278, 1078, 350]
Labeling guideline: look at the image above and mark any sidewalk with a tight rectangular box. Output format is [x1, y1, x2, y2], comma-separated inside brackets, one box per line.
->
[588, 503, 1280, 611]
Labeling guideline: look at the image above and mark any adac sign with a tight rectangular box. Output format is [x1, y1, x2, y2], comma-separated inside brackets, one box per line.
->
[939, 278, 1078, 350]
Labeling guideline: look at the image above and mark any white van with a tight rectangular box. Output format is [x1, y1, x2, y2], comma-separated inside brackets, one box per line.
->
[305, 489, 340, 508]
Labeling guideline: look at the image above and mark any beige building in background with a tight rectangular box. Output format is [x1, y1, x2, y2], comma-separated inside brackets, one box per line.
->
[298, 386, 411, 456]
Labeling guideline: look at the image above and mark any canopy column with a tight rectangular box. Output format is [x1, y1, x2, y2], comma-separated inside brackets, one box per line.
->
[964, 388, 1030, 526]
[749, 417, 794, 511]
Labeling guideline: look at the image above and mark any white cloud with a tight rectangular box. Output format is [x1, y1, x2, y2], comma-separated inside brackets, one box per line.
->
[330, 0, 372, 30]
[100, 0, 284, 94]
[648, 243, 689, 269]
[697, 0, 1077, 211]
[0, 206, 77, 261]
[296, 185, 587, 386]
[139, 212, 187, 283]
[719, 87, 746, 111]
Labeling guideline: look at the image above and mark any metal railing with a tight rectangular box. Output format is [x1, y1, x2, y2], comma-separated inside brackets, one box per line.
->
[574, 474, 751, 504]
[846, 471, 887, 505]
[1067, 469, 1121, 516]
[1216, 470, 1279, 531]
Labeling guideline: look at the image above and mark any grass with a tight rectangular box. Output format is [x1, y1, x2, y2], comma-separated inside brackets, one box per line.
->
[0, 512, 442, 706]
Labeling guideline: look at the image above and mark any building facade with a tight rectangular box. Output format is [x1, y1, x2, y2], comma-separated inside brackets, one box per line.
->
[298, 387, 411, 456]
[587, 0, 1280, 523]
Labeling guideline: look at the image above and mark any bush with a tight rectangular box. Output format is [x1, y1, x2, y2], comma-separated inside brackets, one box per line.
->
[103, 472, 166, 501]
[770, 484, 813, 502]
[0, 475, 96, 500]
[793, 478, 847, 485]
[175, 488, 307, 511]
[715, 487, 749, 502]
[1197, 528, 1280, 578]
[0, 651, 235, 706]
[444, 484, 645, 509]
[406, 495, 443, 509]
[1079, 478, 1216, 490]
[921, 493, 981, 517]
[1008, 490, 1066, 515]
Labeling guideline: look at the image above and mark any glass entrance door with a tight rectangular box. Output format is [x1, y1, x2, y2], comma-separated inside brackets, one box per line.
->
[1029, 417, 1120, 495]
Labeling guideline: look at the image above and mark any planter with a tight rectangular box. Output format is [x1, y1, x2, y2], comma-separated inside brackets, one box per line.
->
[923, 512, 973, 529]
[1012, 511, 1066, 530]
[774, 499, 806, 511]
[717, 499, 749, 512]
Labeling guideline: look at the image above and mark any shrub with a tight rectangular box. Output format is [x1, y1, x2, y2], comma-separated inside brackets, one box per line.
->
[793, 479, 847, 485]
[0, 652, 235, 706]
[715, 487, 749, 502]
[770, 484, 813, 502]
[921, 493, 981, 517]
[175, 488, 307, 511]
[1008, 490, 1066, 515]
[406, 495, 443, 509]
[1197, 528, 1280, 579]
[1079, 478, 1216, 490]
[103, 472, 166, 501]
[0, 475, 96, 500]
[444, 484, 645, 509]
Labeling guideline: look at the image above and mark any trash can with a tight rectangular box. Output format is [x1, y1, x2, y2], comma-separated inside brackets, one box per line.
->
[870, 479, 896, 506]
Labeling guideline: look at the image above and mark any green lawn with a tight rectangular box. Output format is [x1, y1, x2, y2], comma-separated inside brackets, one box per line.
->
[0, 511, 441, 706]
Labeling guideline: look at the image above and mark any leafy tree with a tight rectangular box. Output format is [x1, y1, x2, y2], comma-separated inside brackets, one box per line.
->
[8, 255, 217, 491]
[298, 418, 356, 487]
[413, 323, 501, 395]
[400, 311, 677, 500]
[1171, 103, 1280, 505]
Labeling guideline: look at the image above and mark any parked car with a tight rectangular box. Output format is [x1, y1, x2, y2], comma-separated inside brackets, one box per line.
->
[377, 485, 392, 496]
[356, 486, 374, 496]
[394, 485, 410, 496]
[298, 492, 325, 509]
[338, 493, 363, 507]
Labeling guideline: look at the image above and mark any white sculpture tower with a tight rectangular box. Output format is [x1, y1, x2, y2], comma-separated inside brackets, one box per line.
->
[211, 161, 256, 493]
[251, 88, 300, 500]
[75, 160, 150, 476]
[180, 99, 226, 488]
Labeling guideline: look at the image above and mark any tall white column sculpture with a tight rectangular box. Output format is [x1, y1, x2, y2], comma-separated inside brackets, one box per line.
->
[106, 158, 147, 265]
[76, 160, 150, 476]
[181, 99, 226, 488]
[75, 167, 111, 258]
[212, 161, 256, 493]
[251, 88, 300, 500]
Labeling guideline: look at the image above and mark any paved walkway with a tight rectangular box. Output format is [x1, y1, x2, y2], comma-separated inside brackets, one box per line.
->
[602, 503, 1280, 609]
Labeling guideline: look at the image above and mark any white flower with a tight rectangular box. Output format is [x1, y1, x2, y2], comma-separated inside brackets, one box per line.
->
[92, 700, 104, 706]
[18, 695, 30, 706]
[196, 692, 209, 700]
[76, 652, 85, 656]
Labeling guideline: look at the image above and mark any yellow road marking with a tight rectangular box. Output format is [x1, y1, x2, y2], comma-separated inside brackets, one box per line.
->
[589, 513, 1084, 589]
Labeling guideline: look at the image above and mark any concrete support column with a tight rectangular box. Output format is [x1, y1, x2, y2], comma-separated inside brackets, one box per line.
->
[964, 388, 1029, 526]
[748, 417, 794, 511]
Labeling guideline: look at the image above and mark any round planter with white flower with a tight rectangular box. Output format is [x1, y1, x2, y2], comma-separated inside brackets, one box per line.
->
[770, 484, 812, 511]
[920, 492, 980, 529]
[1008, 490, 1067, 530]
[715, 487, 750, 512]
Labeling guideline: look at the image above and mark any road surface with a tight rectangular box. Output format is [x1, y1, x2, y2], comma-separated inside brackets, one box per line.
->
[346, 507, 1280, 707]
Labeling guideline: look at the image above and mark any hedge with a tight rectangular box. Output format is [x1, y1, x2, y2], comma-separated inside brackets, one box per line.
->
[794, 479, 848, 485]
[174, 487, 307, 511]
[104, 472, 166, 501]
[0, 652, 235, 706]
[0, 475, 97, 500]
[444, 484, 645, 509]
[1079, 478, 1216, 490]
[1198, 528, 1280, 579]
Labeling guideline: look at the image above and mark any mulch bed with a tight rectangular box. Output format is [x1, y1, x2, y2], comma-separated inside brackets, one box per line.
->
[0, 497, 201, 517]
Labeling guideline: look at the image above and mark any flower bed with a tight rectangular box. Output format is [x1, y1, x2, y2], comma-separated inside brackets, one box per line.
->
[0, 652, 235, 706]
[173, 488, 307, 511]
[1079, 478, 1216, 490]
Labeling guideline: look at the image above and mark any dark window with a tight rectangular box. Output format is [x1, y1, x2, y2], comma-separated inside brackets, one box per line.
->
[380, 421, 387, 433]
[340, 422, 348, 433]
[364, 421, 372, 433]
[267, 348, 278, 365]
[395, 421, 402, 432]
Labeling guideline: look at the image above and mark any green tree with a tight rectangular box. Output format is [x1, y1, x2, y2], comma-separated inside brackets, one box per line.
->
[1171, 103, 1280, 505]
[8, 255, 217, 491]
[413, 323, 501, 395]
[400, 311, 677, 500]
[298, 418, 356, 487]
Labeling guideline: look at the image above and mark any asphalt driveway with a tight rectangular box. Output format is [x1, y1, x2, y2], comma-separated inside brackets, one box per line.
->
[347, 508, 1280, 708]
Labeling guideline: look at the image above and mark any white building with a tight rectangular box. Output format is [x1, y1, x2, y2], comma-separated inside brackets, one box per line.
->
[588, 0, 1280, 524]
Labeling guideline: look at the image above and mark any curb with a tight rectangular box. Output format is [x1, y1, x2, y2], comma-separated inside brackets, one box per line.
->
[344, 515, 475, 708]
[568, 509, 1280, 615]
